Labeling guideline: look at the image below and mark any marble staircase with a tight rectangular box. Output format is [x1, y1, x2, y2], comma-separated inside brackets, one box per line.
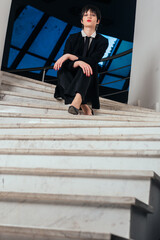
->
[0, 71, 160, 240]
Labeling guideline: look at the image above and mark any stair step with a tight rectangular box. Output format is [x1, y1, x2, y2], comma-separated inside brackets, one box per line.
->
[0, 112, 159, 123]
[0, 152, 159, 173]
[0, 138, 159, 150]
[0, 134, 159, 141]
[1, 72, 55, 91]
[1, 82, 54, 98]
[0, 168, 159, 204]
[0, 90, 67, 108]
[0, 125, 159, 136]
[0, 89, 157, 115]
[1, 72, 156, 114]
[0, 192, 152, 239]
[100, 98, 156, 113]
[0, 225, 131, 240]
[0, 149, 159, 157]
[1, 100, 160, 118]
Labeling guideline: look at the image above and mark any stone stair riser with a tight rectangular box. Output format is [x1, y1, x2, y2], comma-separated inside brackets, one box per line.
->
[0, 155, 160, 176]
[0, 174, 151, 204]
[0, 127, 159, 135]
[0, 115, 160, 123]
[0, 118, 112, 125]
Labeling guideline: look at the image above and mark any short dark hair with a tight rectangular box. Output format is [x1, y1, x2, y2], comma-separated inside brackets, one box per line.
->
[81, 4, 101, 21]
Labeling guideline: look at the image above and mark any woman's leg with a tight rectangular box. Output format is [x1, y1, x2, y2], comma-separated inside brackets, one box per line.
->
[71, 93, 82, 109]
[81, 104, 93, 115]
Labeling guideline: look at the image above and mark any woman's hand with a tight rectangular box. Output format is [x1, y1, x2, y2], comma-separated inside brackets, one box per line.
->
[73, 60, 93, 77]
[53, 54, 78, 70]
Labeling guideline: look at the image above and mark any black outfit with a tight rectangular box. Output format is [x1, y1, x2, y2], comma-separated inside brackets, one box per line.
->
[54, 31, 108, 109]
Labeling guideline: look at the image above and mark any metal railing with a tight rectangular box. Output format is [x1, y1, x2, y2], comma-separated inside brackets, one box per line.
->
[6, 48, 132, 97]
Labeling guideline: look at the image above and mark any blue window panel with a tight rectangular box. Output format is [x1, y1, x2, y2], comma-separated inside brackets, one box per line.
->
[54, 26, 81, 61]
[116, 40, 133, 54]
[17, 54, 46, 73]
[107, 53, 132, 77]
[109, 64, 131, 77]
[46, 68, 57, 77]
[106, 40, 133, 77]
[7, 48, 19, 68]
[101, 75, 126, 90]
[29, 17, 68, 59]
[11, 6, 44, 49]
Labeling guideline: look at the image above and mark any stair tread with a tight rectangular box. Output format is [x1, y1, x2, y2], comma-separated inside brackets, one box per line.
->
[0, 89, 156, 114]
[0, 134, 160, 141]
[1, 81, 54, 93]
[1, 101, 160, 118]
[0, 122, 160, 128]
[2, 72, 55, 88]
[0, 225, 132, 240]
[0, 191, 153, 213]
[0, 111, 159, 123]
[0, 148, 159, 157]
[0, 167, 159, 181]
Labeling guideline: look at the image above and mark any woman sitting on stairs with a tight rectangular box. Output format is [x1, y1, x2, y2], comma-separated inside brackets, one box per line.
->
[53, 4, 108, 115]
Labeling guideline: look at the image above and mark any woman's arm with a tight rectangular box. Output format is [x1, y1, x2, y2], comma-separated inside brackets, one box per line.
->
[53, 53, 78, 70]
[73, 60, 93, 77]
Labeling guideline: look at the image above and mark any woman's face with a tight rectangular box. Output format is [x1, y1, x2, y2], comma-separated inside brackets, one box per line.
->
[81, 9, 100, 29]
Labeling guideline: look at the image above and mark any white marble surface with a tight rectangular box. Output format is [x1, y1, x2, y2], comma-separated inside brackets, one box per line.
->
[1, 84, 54, 98]
[0, 172, 151, 204]
[0, 225, 130, 240]
[0, 139, 159, 150]
[1, 76, 55, 91]
[0, 154, 160, 174]
[0, 200, 132, 238]
[0, 126, 159, 136]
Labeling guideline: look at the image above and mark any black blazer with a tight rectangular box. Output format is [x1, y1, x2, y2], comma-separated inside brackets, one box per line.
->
[62, 32, 108, 109]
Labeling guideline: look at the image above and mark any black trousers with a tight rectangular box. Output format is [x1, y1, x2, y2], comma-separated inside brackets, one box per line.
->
[54, 66, 93, 105]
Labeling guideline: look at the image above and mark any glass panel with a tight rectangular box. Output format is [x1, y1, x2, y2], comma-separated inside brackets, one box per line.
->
[116, 40, 133, 54]
[107, 53, 132, 77]
[29, 16, 67, 58]
[11, 6, 44, 49]
[17, 54, 46, 73]
[101, 75, 126, 90]
[110, 65, 131, 77]
[7, 48, 19, 67]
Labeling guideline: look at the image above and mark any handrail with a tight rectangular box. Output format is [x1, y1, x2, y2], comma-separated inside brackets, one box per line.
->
[101, 89, 128, 98]
[100, 76, 129, 86]
[6, 48, 132, 74]
[100, 48, 132, 62]
[99, 64, 131, 75]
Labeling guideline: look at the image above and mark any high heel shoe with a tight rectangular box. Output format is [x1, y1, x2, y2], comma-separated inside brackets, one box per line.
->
[68, 105, 79, 115]
[89, 106, 94, 115]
